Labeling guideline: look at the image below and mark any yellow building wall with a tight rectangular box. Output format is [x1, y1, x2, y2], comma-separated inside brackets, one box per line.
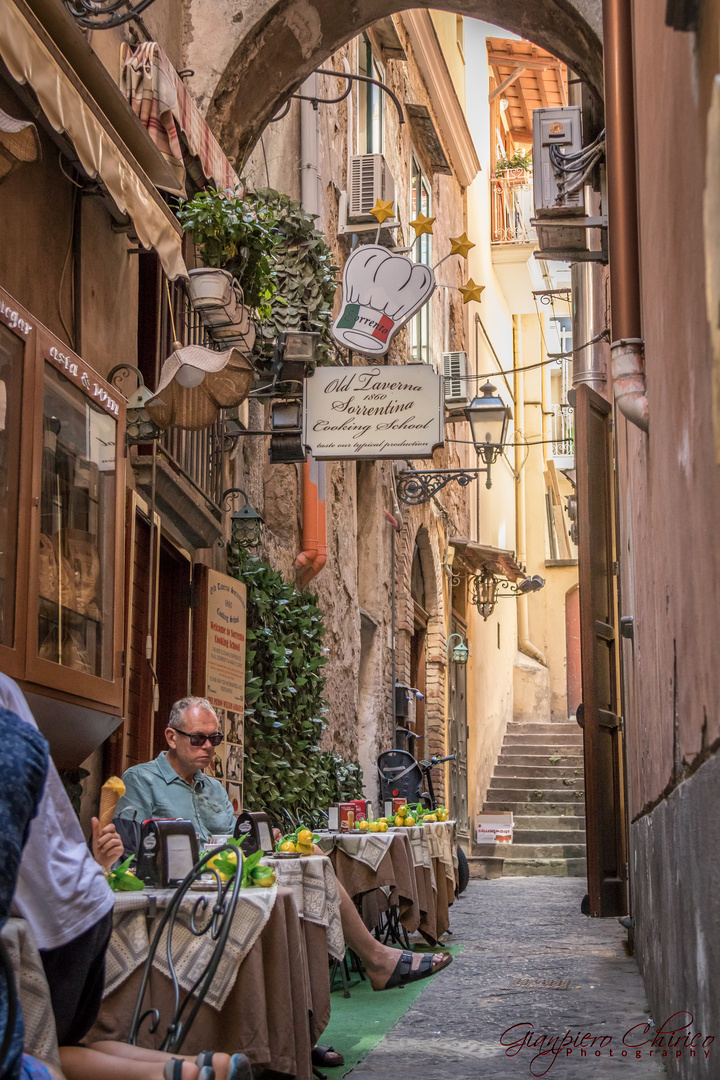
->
[430, 11, 466, 105]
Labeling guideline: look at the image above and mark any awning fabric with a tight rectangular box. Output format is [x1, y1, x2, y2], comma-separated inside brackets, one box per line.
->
[120, 42, 239, 197]
[450, 536, 526, 583]
[0, 0, 187, 280]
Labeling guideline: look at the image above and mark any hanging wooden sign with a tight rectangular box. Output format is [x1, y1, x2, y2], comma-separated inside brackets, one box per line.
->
[331, 245, 435, 356]
[303, 363, 444, 460]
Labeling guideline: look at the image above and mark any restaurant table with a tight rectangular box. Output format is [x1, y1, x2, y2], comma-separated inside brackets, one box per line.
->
[317, 821, 457, 945]
[89, 866, 339, 1080]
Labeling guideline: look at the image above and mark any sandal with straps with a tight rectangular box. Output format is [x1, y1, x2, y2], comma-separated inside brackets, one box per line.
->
[311, 1045, 344, 1068]
[164, 1063, 215, 1080]
[195, 1053, 254, 1080]
[378, 949, 452, 991]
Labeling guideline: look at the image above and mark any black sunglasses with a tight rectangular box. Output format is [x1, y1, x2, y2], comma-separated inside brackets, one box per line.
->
[174, 730, 223, 748]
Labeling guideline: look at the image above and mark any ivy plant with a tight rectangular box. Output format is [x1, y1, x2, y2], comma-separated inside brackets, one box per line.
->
[495, 149, 533, 173]
[227, 544, 362, 824]
[244, 187, 339, 371]
[175, 187, 279, 315]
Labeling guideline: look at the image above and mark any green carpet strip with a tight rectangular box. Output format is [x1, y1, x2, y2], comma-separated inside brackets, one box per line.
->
[320, 945, 463, 1077]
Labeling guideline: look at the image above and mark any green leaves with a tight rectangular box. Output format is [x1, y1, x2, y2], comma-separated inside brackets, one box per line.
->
[107, 855, 145, 892]
[227, 545, 362, 824]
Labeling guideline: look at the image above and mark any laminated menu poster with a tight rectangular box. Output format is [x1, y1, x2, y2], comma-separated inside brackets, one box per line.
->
[192, 565, 246, 810]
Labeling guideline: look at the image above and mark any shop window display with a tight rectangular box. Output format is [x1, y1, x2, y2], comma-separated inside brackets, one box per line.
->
[37, 365, 116, 679]
[0, 324, 22, 651]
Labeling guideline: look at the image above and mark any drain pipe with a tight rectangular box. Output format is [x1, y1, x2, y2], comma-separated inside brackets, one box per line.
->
[602, 0, 649, 431]
[513, 316, 546, 666]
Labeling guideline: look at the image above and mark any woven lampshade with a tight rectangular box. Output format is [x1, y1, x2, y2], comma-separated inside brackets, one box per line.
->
[146, 342, 255, 431]
[0, 107, 40, 184]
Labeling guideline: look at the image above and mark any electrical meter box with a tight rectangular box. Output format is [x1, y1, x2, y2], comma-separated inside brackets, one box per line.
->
[533, 106, 584, 216]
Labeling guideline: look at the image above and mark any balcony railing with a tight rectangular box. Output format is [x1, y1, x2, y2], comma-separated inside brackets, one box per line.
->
[158, 284, 226, 511]
[491, 173, 537, 245]
[551, 404, 575, 458]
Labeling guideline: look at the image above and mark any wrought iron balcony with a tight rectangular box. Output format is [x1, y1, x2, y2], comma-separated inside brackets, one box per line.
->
[491, 173, 537, 245]
[551, 403, 575, 459]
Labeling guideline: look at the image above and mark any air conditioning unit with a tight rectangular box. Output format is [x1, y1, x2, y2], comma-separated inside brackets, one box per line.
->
[348, 153, 395, 221]
[442, 351, 471, 409]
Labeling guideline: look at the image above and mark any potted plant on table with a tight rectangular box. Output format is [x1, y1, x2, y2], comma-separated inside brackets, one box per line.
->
[494, 149, 533, 180]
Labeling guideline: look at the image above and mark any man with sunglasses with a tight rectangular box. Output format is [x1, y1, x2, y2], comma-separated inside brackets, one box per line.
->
[116, 697, 234, 842]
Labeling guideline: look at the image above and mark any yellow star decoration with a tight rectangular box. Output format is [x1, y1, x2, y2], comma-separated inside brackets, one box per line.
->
[409, 211, 436, 236]
[370, 198, 395, 224]
[459, 278, 486, 304]
[449, 232, 476, 259]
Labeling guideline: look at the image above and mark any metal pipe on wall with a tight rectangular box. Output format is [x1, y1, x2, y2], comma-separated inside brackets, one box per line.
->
[602, 0, 649, 431]
[513, 316, 547, 666]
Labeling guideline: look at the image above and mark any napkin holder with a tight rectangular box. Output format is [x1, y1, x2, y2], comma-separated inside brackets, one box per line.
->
[234, 810, 274, 855]
[136, 819, 199, 887]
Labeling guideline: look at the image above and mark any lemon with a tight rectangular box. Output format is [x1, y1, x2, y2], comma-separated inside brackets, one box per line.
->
[424, 814, 437, 823]
[369, 822, 380, 832]
[397, 805, 408, 818]
[405, 815, 416, 827]
[378, 821, 388, 832]
[394, 815, 405, 827]
[296, 842, 314, 856]
[280, 841, 296, 852]
[297, 829, 314, 846]
[358, 820, 370, 831]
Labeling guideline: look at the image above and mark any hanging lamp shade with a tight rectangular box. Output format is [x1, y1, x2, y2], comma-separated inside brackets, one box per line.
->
[146, 341, 255, 431]
[0, 107, 40, 184]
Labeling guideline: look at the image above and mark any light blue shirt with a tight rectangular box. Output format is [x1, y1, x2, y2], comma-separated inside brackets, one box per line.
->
[116, 751, 235, 843]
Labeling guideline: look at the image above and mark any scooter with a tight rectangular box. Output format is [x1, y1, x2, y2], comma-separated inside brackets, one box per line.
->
[377, 749, 470, 894]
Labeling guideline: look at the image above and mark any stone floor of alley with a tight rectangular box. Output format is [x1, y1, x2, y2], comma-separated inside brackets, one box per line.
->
[347, 878, 668, 1079]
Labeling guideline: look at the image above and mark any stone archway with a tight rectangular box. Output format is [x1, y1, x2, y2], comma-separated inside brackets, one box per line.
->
[187, 0, 603, 164]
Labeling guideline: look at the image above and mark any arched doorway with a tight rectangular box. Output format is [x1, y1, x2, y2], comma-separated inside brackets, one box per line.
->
[190, 0, 603, 163]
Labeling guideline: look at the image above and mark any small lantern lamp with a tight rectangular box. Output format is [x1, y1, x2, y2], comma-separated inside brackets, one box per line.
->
[464, 381, 512, 488]
[447, 632, 469, 665]
[221, 488, 264, 548]
[108, 363, 162, 443]
[471, 565, 498, 621]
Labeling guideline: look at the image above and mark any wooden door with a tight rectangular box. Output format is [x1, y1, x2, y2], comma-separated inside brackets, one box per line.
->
[576, 385, 628, 916]
[448, 618, 469, 835]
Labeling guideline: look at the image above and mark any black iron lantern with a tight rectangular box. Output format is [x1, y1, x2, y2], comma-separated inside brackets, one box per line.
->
[464, 381, 511, 488]
[471, 565, 498, 620]
[221, 489, 264, 548]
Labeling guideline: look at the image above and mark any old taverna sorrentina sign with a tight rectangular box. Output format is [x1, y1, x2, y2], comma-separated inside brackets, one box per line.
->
[303, 364, 444, 459]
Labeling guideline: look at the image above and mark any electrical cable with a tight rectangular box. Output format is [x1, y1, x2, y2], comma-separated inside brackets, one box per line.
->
[57, 184, 77, 347]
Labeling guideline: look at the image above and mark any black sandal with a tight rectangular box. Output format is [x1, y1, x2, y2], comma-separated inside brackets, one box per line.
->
[379, 950, 452, 990]
[312, 1045, 345, 1067]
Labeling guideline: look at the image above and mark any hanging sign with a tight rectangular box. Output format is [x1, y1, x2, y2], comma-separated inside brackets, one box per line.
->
[192, 566, 247, 807]
[303, 364, 444, 460]
[332, 245, 435, 356]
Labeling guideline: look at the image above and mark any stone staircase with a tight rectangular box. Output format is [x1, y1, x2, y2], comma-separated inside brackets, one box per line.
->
[469, 720, 587, 878]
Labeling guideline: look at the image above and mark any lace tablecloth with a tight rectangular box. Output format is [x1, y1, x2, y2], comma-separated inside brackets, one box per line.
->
[316, 830, 394, 871]
[260, 854, 344, 961]
[317, 822, 456, 880]
[106, 885, 276, 1009]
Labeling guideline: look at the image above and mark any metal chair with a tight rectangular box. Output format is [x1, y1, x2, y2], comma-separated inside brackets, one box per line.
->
[377, 750, 423, 804]
[127, 845, 243, 1054]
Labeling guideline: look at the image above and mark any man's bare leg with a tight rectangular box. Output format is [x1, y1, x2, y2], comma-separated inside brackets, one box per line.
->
[335, 877, 449, 990]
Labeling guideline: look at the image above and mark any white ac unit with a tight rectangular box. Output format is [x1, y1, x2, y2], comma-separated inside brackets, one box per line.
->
[442, 351, 471, 409]
[348, 153, 396, 220]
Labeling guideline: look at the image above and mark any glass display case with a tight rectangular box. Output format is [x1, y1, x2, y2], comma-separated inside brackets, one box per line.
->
[0, 285, 125, 711]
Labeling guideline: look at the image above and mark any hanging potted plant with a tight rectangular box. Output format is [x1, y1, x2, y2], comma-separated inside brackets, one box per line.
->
[176, 188, 279, 343]
[494, 150, 533, 179]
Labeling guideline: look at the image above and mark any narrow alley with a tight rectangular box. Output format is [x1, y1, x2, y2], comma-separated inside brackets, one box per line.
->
[333, 878, 668, 1080]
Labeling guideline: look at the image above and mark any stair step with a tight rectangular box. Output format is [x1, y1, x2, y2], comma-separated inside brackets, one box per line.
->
[494, 753, 584, 767]
[484, 797, 586, 815]
[513, 814, 585, 829]
[489, 775, 584, 790]
[494, 764, 584, 779]
[512, 829, 587, 844]
[501, 857, 587, 878]
[466, 855, 505, 880]
[500, 738, 587, 747]
[506, 722, 583, 734]
[474, 842, 587, 859]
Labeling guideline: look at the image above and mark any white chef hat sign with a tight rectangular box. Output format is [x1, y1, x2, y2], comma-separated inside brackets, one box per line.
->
[332, 245, 436, 356]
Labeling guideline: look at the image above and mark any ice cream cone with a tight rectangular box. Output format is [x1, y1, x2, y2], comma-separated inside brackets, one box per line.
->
[98, 775, 125, 829]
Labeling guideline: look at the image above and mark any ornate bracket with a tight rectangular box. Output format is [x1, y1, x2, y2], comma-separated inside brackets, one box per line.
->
[63, 0, 160, 29]
[396, 461, 499, 505]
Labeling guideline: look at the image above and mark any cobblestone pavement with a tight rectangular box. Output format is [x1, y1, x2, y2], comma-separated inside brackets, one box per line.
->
[349, 878, 668, 1079]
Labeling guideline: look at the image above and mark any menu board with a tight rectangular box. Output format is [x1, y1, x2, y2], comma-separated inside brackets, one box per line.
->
[192, 566, 246, 810]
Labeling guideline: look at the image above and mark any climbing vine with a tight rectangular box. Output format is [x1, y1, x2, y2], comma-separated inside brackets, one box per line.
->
[227, 544, 362, 825]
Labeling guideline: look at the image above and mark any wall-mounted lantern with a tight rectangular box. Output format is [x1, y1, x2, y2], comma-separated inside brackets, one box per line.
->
[447, 632, 469, 665]
[464, 381, 512, 489]
[108, 363, 162, 443]
[221, 488, 264, 548]
[470, 565, 546, 621]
